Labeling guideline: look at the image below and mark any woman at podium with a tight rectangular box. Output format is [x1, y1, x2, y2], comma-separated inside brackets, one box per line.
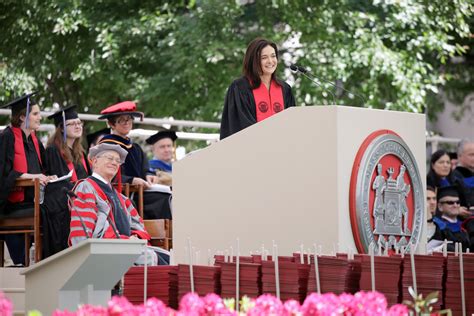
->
[220, 37, 296, 139]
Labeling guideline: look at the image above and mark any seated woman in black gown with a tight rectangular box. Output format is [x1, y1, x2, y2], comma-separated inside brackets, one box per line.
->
[43, 105, 91, 257]
[0, 93, 56, 265]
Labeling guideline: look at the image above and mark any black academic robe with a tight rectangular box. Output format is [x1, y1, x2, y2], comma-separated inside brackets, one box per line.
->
[0, 126, 45, 215]
[430, 216, 470, 252]
[99, 134, 172, 220]
[220, 76, 296, 139]
[452, 166, 474, 208]
[42, 146, 91, 258]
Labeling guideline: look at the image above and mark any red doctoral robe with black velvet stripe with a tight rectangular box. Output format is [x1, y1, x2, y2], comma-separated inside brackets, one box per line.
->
[69, 177, 150, 245]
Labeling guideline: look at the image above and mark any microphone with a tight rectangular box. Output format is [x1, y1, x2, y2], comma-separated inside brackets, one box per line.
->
[290, 64, 336, 104]
[291, 64, 366, 104]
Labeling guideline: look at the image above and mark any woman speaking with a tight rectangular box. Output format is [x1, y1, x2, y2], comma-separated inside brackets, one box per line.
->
[220, 37, 296, 139]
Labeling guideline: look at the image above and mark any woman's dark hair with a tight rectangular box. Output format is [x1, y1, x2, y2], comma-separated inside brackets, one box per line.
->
[242, 37, 281, 89]
[427, 149, 453, 188]
[11, 108, 27, 127]
[47, 126, 85, 164]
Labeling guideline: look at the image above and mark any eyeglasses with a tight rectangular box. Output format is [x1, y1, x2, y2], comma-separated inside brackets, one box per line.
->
[439, 200, 460, 205]
[116, 117, 134, 124]
[65, 121, 84, 127]
[98, 154, 122, 164]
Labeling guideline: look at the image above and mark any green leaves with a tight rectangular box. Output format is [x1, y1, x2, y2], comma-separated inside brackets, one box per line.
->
[0, 0, 472, 128]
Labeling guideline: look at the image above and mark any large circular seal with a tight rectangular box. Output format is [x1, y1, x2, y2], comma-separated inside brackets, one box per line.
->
[349, 130, 423, 254]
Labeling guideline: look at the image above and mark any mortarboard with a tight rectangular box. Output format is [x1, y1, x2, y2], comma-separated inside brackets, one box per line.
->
[47, 105, 80, 142]
[98, 101, 144, 121]
[145, 130, 178, 145]
[86, 127, 111, 149]
[437, 186, 459, 200]
[0, 92, 38, 129]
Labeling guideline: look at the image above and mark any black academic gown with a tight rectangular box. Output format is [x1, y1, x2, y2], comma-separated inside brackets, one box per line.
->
[0, 126, 45, 264]
[430, 216, 470, 252]
[0, 126, 44, 215]
[42, 146, 91, 258]
[220, 76, 296, 139]
[100, 134, 172, 220]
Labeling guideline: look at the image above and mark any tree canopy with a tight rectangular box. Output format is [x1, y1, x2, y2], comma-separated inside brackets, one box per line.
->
[0, 0, 472, 130]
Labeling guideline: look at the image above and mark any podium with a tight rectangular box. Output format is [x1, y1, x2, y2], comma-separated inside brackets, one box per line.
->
[173, 106, 426, 262]
[21, 239, 146, 315]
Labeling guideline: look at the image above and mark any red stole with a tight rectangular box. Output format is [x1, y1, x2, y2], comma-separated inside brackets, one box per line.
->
[252, 80, 284, 122]
[9, 127, 42, 203]
[66, 154, 88, 182]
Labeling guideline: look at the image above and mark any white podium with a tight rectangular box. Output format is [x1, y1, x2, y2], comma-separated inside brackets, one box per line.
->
[21, 239, 146, 315]
[173, 106, 426, 262]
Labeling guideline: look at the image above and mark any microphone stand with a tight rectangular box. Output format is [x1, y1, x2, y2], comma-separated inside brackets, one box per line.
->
[299, 71, 337, 105]
[316, 76, 366, 105]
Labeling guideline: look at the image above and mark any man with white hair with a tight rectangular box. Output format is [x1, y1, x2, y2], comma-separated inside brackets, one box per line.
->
[453, 138, 474, 212]
[68, 143, 167, 265]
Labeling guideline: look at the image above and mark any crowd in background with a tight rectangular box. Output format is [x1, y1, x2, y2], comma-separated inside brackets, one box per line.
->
[426, 140, 474, 252]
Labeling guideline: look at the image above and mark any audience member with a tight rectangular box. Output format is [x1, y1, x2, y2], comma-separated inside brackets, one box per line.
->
[426, 186, 437, 239]
[0, 93, 56, 265]
[449, 152, 458, 171]
[220, 37, 296, 139]
[98, 101, 172, 219]
[69, 143, 165, 265]
[86, 127, 111, 149]
[42, 106, 91, 257]
[145, 130, 177, 186]
[428, 186, 470, 252]
[427, 149, 470, 218]
[453, 139, 474, 211]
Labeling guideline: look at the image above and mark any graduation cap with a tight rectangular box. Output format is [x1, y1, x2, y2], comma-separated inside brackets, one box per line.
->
[145, 130, 177, 145]
[86, 127, 111, 149]
[97, 101, 144, 121]
[0, 92, 38, 129]
[47, 105, 80, 141]
[437, 185, 459, 200]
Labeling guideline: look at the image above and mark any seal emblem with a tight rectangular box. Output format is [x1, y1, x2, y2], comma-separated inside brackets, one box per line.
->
[349, 130, 423, 254]
[273, 102, 283, 113]
[258, 101, 268, 113]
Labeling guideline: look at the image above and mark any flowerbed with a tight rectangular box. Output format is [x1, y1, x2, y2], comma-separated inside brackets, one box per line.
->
[0, 290, 411, 315]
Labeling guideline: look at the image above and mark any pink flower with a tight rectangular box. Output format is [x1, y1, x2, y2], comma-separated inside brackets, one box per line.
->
[108, 296, 136, 315]
[0, 292, 12, 316]
[247, 294, 284, 316]
[301, 293, 341, 315]
[283, 299, 301, 315]
[178, 292, 205, 315]
[202, 293, 234, 315]
[143, 297, 170, 315]
[76, 304, 108, 316]
[52, 310, 77, 316]
[353, 291, 388, 315]
[387, 304, 409, 316]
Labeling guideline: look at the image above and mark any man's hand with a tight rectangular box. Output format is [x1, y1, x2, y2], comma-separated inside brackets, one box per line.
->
[146, 175, 159, 184]
[132, 177, 151, 189]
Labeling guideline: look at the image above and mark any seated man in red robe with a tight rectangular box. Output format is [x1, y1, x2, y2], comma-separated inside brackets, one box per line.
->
[68, 143, 168, 265]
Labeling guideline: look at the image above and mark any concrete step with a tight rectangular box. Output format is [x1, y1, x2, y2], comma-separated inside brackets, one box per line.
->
[0, 268, 25, 315]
